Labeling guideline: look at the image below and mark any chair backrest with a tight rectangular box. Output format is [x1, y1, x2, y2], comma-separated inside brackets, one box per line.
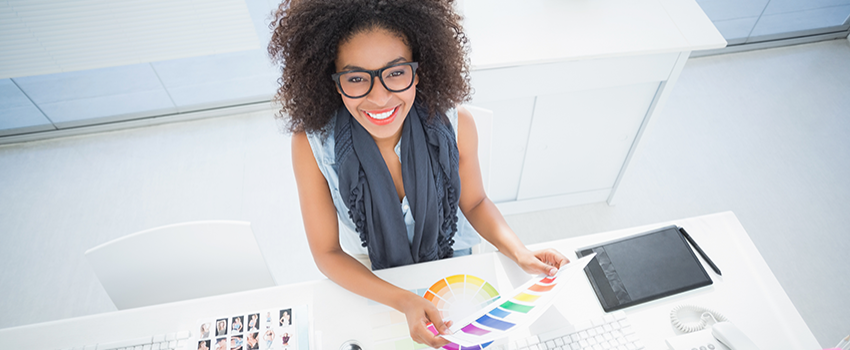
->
[85, 221, 276, 310]
[463, 105, 493, 192]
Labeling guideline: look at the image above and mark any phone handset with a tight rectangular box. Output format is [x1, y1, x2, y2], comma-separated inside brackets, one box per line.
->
[667, 305, 761, 350]
[711, 321, 761, 350]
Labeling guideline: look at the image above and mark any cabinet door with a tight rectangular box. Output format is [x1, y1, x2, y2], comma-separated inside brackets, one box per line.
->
[517, 82, 661, 201]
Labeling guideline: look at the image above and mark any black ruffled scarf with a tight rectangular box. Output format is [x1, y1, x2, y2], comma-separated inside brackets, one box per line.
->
[335, 100, 460, 270]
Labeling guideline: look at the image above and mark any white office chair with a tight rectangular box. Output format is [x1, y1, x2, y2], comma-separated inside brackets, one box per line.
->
[463, 105, 494, 254]
[85, 221, 276, 310]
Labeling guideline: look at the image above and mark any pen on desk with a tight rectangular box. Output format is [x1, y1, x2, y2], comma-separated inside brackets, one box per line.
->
[836, 334, 850, 350]
[679, 227, 722, 276]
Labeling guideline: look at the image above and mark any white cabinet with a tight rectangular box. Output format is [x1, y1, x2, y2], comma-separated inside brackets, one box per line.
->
[462, 0, 726, 214]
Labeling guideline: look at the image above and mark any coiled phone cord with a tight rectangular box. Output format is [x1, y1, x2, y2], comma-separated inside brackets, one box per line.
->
[670, 304, 729, 333]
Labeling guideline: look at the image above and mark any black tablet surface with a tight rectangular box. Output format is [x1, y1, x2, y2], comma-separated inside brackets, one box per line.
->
[576, 225, 713, 312]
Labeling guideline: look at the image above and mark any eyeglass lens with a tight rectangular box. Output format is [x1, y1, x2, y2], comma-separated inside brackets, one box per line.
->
[338, 64, 414, 98]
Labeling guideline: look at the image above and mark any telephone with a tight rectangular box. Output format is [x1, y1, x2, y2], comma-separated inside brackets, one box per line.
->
[665, 305, 762, 350]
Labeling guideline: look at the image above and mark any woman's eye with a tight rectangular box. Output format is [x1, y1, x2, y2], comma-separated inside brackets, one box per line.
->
[387, 69, 405, 77]
[347, 76, 365, 83]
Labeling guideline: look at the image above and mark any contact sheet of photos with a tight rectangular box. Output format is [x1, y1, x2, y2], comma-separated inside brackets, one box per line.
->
[196, 305, 309, 350]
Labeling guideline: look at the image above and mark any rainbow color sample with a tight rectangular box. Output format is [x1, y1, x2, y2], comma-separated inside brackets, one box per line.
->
[424, 274, 500, 321]
[441, 254, 597, 346]
[423, 274, 500, 350]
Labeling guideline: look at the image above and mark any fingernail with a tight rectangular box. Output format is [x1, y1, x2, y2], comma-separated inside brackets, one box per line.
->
[549, 267, 557, 275]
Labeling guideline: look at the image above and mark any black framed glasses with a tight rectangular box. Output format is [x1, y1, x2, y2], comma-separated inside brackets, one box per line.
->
[332, 62, 419, 99]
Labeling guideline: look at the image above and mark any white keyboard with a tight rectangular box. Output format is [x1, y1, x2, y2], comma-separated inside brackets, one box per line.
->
[64, 331, 192, 350]
[490, 311, 645, 350]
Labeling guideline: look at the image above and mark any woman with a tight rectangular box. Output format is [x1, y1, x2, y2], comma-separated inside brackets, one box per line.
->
[279, 309, 291, 326]
[245, 332, 260, 350]
[268, 0, 568, 347]
[231, 316, 242, 333]
[215, 338, 227, 350]
[248, 314, 258, 332]
[215, 320, 227, 337]
[263, 329, 275, 349]
[200, 323, 210, 339]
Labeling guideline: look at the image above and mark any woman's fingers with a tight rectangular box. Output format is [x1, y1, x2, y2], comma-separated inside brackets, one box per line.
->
[519, 248, 571, 276]
[403, 296, 452, 348]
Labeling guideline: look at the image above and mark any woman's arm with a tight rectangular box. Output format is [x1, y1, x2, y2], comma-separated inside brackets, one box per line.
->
[455, 107, 569, 275]
[291, 132, 452, 348]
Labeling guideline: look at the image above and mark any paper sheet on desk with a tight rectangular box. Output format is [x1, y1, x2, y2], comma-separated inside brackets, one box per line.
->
[439, 253, 596, 347]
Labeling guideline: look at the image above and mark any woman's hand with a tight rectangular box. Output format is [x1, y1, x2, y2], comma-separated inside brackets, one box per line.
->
[399, 292, 453, 348]
[516, 248, 570, 276]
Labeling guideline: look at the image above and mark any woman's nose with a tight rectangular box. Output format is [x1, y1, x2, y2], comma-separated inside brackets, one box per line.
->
[366, 79, 392, 105]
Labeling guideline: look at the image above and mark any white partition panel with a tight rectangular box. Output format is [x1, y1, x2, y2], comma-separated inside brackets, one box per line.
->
[517, 82, 661, 201]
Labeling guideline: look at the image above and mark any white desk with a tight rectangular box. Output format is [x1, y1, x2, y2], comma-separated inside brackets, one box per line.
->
[1, 212, 819, 350]
[462, 0, 727, 213]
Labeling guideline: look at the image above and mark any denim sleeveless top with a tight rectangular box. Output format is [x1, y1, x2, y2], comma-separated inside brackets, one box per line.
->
[305, 108, 481, 255]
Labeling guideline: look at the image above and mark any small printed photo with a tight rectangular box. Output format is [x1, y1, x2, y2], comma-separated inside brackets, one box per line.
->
[199, 322, 212, 339]
[264, 311, 273, 329]
[279, 330, 294, 350]
[247, 313, 260, 332]
[215, 319, 228, 337]
[231, 315, 245, 334]
[198, 340, 211, 350]
[214, 337, 228, 350]
[261, 329, 275, 350]
[245, 332, 260, 350]
[278, 309, 292, 326]
[230, 334, 244, 350]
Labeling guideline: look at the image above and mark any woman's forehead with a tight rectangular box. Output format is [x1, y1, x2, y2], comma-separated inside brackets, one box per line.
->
[336, 28, 412, 71]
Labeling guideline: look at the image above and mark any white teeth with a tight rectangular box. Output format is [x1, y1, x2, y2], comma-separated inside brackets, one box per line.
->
[366, 107, 395, 120]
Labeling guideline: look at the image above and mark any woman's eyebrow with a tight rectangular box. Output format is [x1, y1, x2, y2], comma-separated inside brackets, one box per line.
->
[340, 57, 408, 71]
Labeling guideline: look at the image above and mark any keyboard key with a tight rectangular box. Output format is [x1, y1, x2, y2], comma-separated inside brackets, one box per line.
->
[96, 336, 152, 349]
[176, 331, 191, 339]
[528, 335, 541, 345]
[579, 331, 589, 339]
[555, 338, 565, 346]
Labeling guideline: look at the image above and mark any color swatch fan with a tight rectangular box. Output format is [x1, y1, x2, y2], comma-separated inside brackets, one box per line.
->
[425, 274, 501, 322]
[423, 274, 500, 350]
[440, 253, 597, 347]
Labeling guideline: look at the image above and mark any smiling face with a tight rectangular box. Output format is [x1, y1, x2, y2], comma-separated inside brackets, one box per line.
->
[335, 27, 418, 143]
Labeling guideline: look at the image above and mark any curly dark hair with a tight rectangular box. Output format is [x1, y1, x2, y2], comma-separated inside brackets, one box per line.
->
[268, 0, 471, 134]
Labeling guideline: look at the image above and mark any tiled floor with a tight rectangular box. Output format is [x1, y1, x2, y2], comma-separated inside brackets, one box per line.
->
[1, 38, 848, 347]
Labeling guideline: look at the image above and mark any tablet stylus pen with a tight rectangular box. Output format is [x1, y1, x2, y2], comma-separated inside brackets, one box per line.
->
[679, 227, 722, 276]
